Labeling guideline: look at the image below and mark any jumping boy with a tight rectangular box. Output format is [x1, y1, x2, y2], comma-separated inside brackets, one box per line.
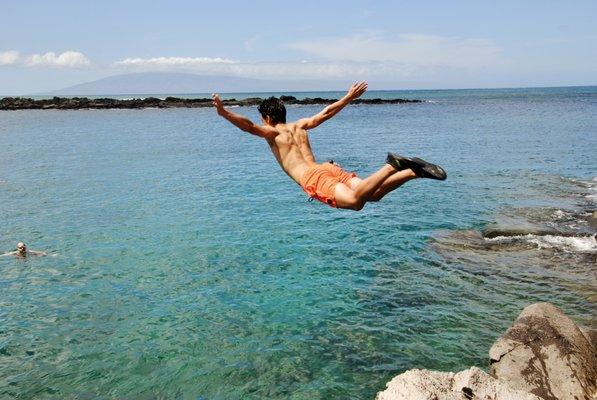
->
[212, 81, 446, 211]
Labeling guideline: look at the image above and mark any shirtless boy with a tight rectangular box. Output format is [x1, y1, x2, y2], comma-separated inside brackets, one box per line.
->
[212, 81, 446, 211]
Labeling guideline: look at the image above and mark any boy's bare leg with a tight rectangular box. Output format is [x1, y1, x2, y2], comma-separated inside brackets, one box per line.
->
[348, 169, 418, 202]
[368, 168, 417, 201]
[335, 164, 396, 210]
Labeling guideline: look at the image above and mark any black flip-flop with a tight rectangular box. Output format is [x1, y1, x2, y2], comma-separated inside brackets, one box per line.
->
[387, 153, 447, 180]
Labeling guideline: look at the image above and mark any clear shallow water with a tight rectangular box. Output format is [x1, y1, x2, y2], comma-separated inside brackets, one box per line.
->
[0, 87, 596, 399]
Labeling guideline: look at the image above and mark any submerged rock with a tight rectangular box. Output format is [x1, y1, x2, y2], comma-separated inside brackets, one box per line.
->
[375, 367, 542, 400]
[588, 211, 597, 229]
[489, 303, 596, 400]
[482, 227, 569, 239]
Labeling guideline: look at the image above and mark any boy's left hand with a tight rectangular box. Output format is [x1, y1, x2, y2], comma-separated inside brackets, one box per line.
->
[347, 81, 368, 100]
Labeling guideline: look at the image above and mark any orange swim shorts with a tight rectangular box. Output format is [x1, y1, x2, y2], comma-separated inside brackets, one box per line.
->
[299, 163, 358, 208]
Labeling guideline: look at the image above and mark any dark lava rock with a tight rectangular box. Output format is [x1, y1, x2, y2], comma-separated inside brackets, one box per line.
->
[0, 96, 422, 110]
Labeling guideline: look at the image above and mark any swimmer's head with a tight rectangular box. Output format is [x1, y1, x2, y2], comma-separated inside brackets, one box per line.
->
[16, 242, 26, 254]
[258, 97, 286, 125]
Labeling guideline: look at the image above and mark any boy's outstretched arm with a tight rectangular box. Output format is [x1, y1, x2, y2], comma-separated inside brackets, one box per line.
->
[296, 81, 368, 130]
[212, 93, 277, 139]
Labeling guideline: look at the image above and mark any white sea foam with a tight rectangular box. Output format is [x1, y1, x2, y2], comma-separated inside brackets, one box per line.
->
[566, 176, 597, 205]
[550, 209, 589, 230]
[486, 234, 596, 253]
[553, 209, 567, 219]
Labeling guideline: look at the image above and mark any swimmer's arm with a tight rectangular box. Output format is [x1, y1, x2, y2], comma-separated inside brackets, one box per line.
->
[212, 93, 277, 139]
[0, 251, 16, 257]
[29, 251, 47, 256]
[296, 81, 368, 130]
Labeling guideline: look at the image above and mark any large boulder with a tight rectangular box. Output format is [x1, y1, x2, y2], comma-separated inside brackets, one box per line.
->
[580, 326, 597, 351]
[375, 367, 542, 400]
[489, 303, 596, 400]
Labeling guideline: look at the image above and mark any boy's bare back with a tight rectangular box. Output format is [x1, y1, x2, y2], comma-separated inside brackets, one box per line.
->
[263, 123, 316, 183]
[212, 81, 368, 184]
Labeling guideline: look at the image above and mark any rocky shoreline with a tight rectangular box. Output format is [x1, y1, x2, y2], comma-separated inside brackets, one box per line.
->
[375, 303, 596, 400]
[0, 95, 422, 110]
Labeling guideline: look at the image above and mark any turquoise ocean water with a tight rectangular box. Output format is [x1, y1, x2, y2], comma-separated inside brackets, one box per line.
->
[1, 87, 596, 399]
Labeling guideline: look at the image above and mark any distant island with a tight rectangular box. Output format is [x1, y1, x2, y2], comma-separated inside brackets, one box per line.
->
[0, 96, 422, 110]
[36, 72, 400, 96]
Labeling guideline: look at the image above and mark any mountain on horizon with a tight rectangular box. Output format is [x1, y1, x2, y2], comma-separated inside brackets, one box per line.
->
[43, 72, 357, 96]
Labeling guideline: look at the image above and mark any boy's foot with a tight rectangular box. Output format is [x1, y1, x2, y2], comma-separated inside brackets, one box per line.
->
[387, 153, 447, 180]
[409, 157, 447, 180]
[386, 153, 411, 171]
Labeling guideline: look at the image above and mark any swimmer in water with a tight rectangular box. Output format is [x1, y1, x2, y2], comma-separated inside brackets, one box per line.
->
[212, 81, 446, 210]
[0, 242, 47, 258]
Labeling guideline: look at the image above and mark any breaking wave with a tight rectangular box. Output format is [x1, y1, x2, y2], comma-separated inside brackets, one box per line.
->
[485, 233, 596, 253]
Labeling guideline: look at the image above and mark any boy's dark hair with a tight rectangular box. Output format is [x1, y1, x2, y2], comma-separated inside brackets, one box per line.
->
[258, 97, 286, 124]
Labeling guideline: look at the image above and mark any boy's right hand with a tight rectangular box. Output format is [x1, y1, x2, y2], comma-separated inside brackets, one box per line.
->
[347, 81, 368, 100]
[212, 93, 225, 114]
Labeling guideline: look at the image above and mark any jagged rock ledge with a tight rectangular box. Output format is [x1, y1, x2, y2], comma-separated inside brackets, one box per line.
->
[0, 95, 422, 110]
[376, 303, 596, 400]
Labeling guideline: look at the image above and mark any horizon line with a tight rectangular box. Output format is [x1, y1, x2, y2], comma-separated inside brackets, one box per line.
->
[1, 84, 594, 98]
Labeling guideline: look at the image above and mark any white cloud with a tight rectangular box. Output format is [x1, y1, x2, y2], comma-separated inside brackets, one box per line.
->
[25, 51, 91, 68]
[108, 32, 505, 82]
[288, 32, 504, 68]
[223, 61, 418, 80]
[0, 50, 20, 65]
[0, 50, 91, 68]
[111, 54, 420, 80]
[113, 56, 235, 69]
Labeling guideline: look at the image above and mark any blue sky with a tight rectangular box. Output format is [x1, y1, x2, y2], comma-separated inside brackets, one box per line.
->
[1, 0, 596, 94]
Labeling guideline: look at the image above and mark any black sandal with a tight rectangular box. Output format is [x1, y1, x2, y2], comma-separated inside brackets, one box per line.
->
[387, 153, 447, 180]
